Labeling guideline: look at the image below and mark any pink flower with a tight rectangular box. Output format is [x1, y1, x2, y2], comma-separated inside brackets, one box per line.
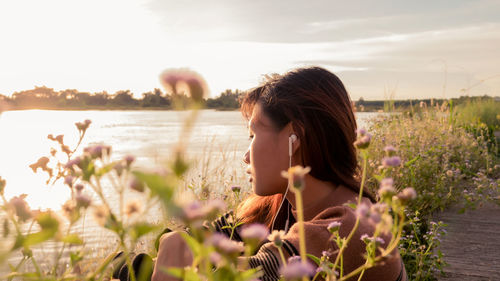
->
[268, 230, 286, 247]
[397, 187, 417, 202]
[129, 178, 145, 192]
[354, 134, 372, 149]
[9, 195, 32, 221]
[124, 155, 135, 167]
[241, 223, 269, 243]
[383, 145, 397, 155]
[231, 185, 241, 193]
[75, 193, 92, 208]
[327, 221, 341, 233]
[378, 178, 396, 197]
[355, 203, 369, 218]
[64, 176, 74, 187]
[280, 257, 316, 280]
[382, 156, 401, 168]
[208, 233, 244, 255]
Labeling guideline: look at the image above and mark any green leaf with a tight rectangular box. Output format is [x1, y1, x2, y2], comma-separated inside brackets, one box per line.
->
[24, 229, 57, 247]
[404, 156, 420, 167]
[179, 232, 202, 256]
[61, 234, 83, 245]
[95, 162, 116, 177]
[130, 223, 159, 240]
[306, 254, 321, 266]
[133, 171, 174, 204]
[70, 251, 84, 266]
[161, 267, 201, 281]
[343, 203, 357, 210]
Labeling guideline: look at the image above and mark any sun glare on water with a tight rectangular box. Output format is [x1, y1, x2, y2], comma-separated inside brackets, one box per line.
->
[0, 110, 88, 210]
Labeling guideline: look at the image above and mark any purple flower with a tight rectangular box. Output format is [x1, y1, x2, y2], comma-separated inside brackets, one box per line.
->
[65, 157, 82, 170]
[327, 221, 341, 233]
[64, 176, 74, 187]
[230, 185, 241, 193]
[129, 178, 145, 192]
[124, 155, 135, 167]
[280, 258, 316, 280]
[208, 233, 244, 255]
[268, 230, 286, 247]
[383, 145, 397, 154]
[378, 178, 395, 197]
[397, 187, 417, 202]
[354, 133, 372, 149]
[75, 184, 84, 192]
[382, 156, 401, 168]
[357, 128, 367, 136]
[9, 195, 32, 221]
[75, 193, 92, 208]
[355, 203, 369, 218]
[241, 224, 269, 243]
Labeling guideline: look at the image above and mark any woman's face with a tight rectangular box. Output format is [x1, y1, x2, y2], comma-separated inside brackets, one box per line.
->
[244, 103, 290, 196]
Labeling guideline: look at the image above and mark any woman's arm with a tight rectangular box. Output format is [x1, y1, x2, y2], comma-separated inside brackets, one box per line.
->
[152, 231, 193, 281]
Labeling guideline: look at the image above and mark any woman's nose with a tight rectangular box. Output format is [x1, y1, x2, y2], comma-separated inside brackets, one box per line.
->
[243, 150, 250, 164]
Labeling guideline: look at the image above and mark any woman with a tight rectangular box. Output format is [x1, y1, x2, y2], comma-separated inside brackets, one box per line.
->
[152, 67, 407, 281]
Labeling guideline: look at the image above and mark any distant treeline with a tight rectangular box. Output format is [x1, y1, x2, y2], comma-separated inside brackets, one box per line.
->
[0, 87, 244, 111]
[0, 86, 498, 111]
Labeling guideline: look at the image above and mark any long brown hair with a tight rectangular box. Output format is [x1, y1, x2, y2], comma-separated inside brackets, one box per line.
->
[237, 67, 371, 227]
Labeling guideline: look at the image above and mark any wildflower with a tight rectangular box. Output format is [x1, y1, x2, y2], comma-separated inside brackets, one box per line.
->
[382, 156, 401, 168]
[355, 203, 370, 218]
[378, 178, 396, 198]
[181, 199, 226, 222]
[124, 155, 135, 167]
[268, 230, 286, 248]
[113, 162, 124, 176]
[64, 176, 74, 188]
[281, 165, 311, 191]
[280, 257, 316, 280]
[208, 233, 244, 255]
[383, 145, 397, 155]
[9, 195, 32, 221]
[65, 157, 82, 171]
[327, 221, 341, 233]
[75, 119, 92, 132]
[209, 252, 223, 266]
[85, 145, 111, 159]
[129, 178, 145, 192]
[92, 205, 109, 226]
[231, 185, 241, 193]
[360, 234, 384, 245]
[397, 187, 417, 203]
[241, 223, 269, 243]
[354, 133, 372, 149]
[74, 184, 84, 192]
[125, 200, 141, 217]
[75, 193, 92, 209]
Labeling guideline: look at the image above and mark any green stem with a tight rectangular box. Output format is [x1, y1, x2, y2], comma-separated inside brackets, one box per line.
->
[277, 246, 287, 266]
[294, 190, 307, 263]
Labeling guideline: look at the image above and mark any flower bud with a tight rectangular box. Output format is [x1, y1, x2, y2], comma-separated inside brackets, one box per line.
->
[129, 178, 145, 192]
[327, 221, 341, 233]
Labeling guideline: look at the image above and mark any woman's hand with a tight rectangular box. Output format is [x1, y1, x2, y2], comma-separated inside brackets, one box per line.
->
[152, 231, 193, 281]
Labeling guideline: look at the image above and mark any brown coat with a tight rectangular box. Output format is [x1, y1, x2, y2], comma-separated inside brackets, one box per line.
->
[252, 185, 407, 281]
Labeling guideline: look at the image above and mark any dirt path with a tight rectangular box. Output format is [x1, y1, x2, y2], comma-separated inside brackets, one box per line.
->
[433, 202, 500, 280]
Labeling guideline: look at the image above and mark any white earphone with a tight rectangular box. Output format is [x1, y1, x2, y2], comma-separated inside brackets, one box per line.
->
[289, 134, 297, 157]
[271, 133, 297, 232]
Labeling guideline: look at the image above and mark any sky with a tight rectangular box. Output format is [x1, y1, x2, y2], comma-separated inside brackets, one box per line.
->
[0, 0, 499, 100]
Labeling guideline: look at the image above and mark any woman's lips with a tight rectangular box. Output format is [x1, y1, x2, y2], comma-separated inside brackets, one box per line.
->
[248, 176, 253, 182]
